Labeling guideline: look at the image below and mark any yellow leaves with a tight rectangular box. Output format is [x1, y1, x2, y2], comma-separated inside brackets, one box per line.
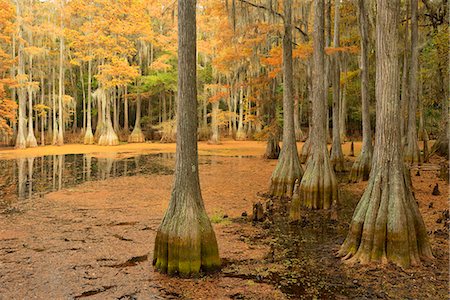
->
[63, 95, 74, 104]
[150, 54, 173, 71]
[33, 103, 50, 117]
[0, 82, 17, 135]
[340, 69, 359, 86]
[325, 46, 359, 56]
[24, 46, 48, 58]
[96, 57, 140, 88]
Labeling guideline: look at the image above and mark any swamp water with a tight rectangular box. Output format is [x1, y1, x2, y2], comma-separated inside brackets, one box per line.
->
[0, 153, 175, 208]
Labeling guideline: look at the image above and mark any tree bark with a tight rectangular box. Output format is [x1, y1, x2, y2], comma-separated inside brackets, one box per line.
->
[98, 90, 119, 146]
[339, 0, 433, 268]
[404, 0, 421, 164]
[269, 0, 303, 197]
[57, 3, 65, 146]
[291, 0, 338, 219]
[128, 93, 145, 143]
[329, 0, 345, 172]
[210, 100, 220, 144]
[84, 58, 94, 144]
[236, 85, 246, 140]
[124, 86, 129, 132]
[400, 2, 409, 141]
[26, 53, 38, 148]
[14, 2, 26, 149]
[350, 0, 373, 182]
[153, 0, 220, 277]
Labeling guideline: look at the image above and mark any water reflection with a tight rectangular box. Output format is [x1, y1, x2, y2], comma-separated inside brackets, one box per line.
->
[0, 153, 173, 207]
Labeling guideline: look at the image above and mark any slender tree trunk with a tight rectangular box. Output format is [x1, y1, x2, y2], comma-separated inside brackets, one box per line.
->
[294, 83, 304, 141]
[339, 0, 432, 268]
[210, 100, 220, 144]
[80, 64, 86, 133]
[52, 65, 58, 145]
[84, 58, 94, 144]
[330, 0, 345, 172]
[98, 90, 119, 146]
[26, 55, 38, 148]
[350, 0, 373, 182]
[400, 2, 409, 141]
[57, 4, 65, 146]
[128, 93, 145, 143]
[14, 2, 26, 149]
[404, 0, 421, 164]
[265, 80, 280, 159]
[153, 0, 220, 277]
[236, 86, 246, 140]
[124, 85, 129, 131]
[291, 0, 338, 217]
[40, 75, 45, 146]
[300, 61, 313, 163]
[269, 0, 303, 198]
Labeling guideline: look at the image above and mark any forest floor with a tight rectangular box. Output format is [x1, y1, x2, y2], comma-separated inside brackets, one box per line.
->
[0, 141, 448, 299]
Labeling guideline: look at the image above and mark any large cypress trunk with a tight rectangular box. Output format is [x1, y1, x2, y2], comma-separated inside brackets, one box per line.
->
[153, 0, 220, 277]
[404, 0, 421, 164]
[339, 0, 433, 268]
[268, 0, 303, 197]
[290, 0, 338, 218]
[350, 0, 373, 182]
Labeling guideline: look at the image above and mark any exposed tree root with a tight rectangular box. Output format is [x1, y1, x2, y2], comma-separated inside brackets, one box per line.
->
[349, 147, 372, 183]
[153, 195, 221, 277]
[338, 167, 433, 268]
[269, 146, 303, 197]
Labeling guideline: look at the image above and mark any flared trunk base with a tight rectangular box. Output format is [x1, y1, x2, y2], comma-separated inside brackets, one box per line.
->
[339, 167, 433, 268]
[153, 199, 221, 277]
[349, 149, 372, 183]
[128, 127, 145, 143]
[293, 149, 338, 214]
[269, 146, 303, 197]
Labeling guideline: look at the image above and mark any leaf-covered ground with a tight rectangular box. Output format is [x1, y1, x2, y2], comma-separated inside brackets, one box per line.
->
[0, 143, 447, 299]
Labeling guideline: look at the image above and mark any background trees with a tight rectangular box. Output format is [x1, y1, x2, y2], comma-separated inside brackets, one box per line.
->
[0, 0, 447, 162]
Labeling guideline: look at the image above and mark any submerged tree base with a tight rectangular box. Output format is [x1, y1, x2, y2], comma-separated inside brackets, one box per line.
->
[349, 149, 372, 183]
[339, 167, 433, 268]
[153, 196, 221, 277]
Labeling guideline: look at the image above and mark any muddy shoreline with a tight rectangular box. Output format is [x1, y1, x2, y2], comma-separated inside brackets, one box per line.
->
[0, 151, 448, 299]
